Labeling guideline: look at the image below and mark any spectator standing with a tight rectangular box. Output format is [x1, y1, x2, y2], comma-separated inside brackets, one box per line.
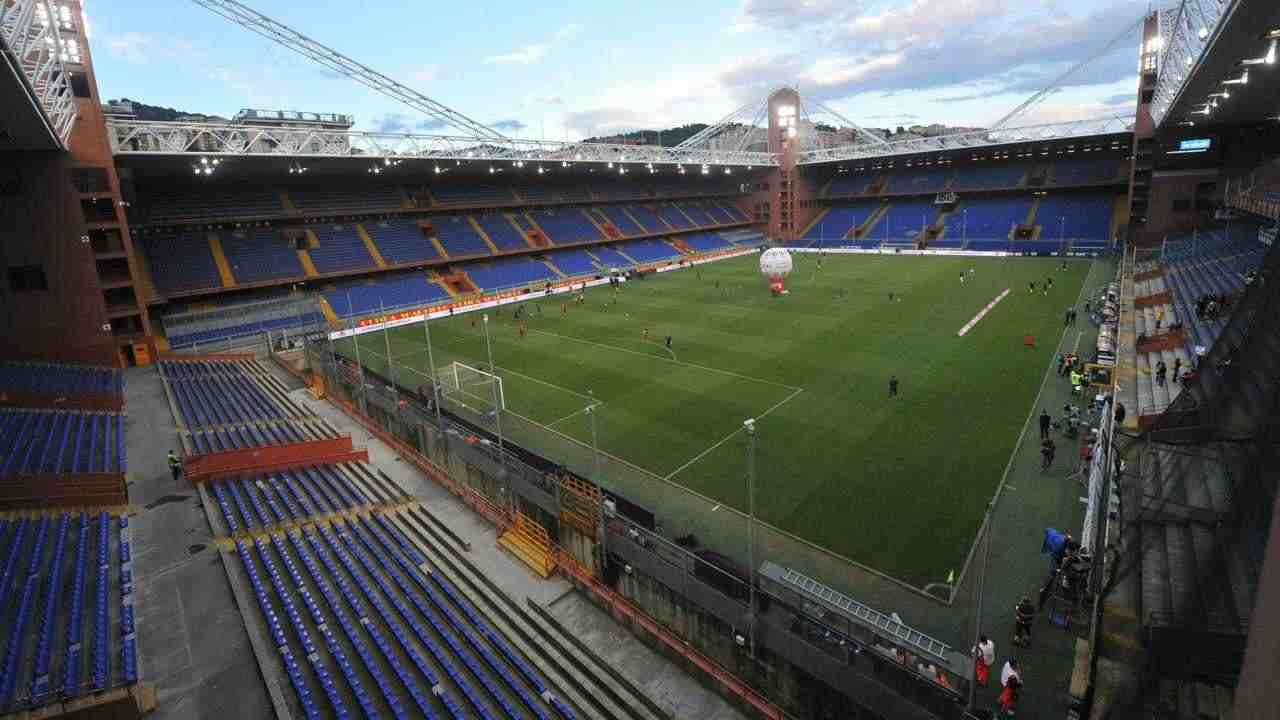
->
[167, 450, 183, 483]
[1115, 403, 1127, 425]
[1039, 409, 1052, 440]
[1155, 360, 1167, 387]
[1013, 597, 1035, 646]
[1155, 306, 1164, 331]
[1041, 438, 1056, 470]
[999, 660, 1022, 716]
[973, 635, 996, 686]
[1172, 357, 1182, 384]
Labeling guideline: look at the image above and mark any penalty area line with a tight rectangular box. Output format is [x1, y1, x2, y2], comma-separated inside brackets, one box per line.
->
[957, 288, 1011, 337]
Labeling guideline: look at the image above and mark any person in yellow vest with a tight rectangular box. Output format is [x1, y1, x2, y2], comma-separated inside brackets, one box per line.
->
[1069, 369, 1083, 395]
[167, 450, 183, 483]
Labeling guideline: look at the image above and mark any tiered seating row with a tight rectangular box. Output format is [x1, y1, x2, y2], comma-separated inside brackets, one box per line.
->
[0, 362, 123, 400]
[167, 312, 325, 350]
[211, 465, 573, 719]
[824, 157, 1123, 197]
[0, 512, 130, 712]
[0, 410, 124, 475]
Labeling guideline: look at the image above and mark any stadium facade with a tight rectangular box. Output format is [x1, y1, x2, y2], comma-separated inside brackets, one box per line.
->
[2, 1, 1279, 719]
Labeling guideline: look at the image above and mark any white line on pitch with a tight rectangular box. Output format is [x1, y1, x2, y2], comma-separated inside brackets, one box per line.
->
[527, 327, 802, 392]
[663, 387, 804, 481]
[957, 288, 1011, 337]
[545, 403, 602, 429]
[360, 344, 597, 403]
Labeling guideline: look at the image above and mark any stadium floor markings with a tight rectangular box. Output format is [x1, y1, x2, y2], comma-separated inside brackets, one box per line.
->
[525, 327, 803, 392]
[545, 403, 603, 429]
[364, 344, 598, 404]
[956, 288, 1011, 337]
[662, 386, 805, 481]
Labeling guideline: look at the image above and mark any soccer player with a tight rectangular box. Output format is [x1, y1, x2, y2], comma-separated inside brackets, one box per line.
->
[561, 303, 567, 316]
[642, 327, 649, 340]
[665, 336, 673, 351]
[959, 272, 966, 284]
[888, 375, 899, 397]
[1029, 281, 1036, 294]
[517, 320, 526, 338]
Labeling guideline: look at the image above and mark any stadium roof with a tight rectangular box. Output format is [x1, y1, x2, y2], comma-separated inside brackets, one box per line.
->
[1151, 0, 1280, 128]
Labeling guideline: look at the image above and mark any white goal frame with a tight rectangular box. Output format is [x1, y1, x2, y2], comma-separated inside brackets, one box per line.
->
[437, 361, 505, 412]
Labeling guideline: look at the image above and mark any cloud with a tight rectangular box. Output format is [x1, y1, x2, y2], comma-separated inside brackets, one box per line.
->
[486, 23, 580, 65]
[490, 118, 529, 132]
[487, 44, 549, 65]
[864, 112, 921, 120]
[533, 95, 566, 105]
[561, 108, 653, 137]
[372, 113, 450, 134]
[721, 0, 1146, 121]
[372, 113, 411, 133]
[732, 0, 857, 33]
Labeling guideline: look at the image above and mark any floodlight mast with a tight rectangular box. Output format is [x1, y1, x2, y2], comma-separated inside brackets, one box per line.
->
[188, 0, 507, 141]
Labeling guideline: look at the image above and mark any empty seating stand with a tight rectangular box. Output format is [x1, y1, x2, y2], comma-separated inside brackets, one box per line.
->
[208, 464, 579, 719]
[159, 358, 335, 454]
[367, 220, 441, 265]
[140, 231, 223, 295]
[0, 511, 134, 713]
[308, 224, 375, 274]
[324, 274, 450, 320]
[0, 409, 125, 475]
[0, 362, 123, 402]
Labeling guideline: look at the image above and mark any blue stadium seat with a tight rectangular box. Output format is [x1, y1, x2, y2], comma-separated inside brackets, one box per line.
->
[366, 220, 441, 265]
[308, 224, 375, 274]
[220, 229, 304, 284]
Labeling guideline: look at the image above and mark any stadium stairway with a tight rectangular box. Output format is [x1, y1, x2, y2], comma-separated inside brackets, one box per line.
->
[857, 205, 889, 238]
[428, 231, 451, 260]
[314, 464, 666, 720]
[467, 217, 502, 255]
[668, 237, 694, 255]
[296, 231, 320, 278]
[620, 207, 652, 236]
[521, 213, 554, 248]
[504, 214, 540, 249]
[541, 258, 567, 279]
[385, 502, 668, 720]
[317, 296, 341, 327]
[207, 234, 237, 289]
[798, 209, 829, 239]
[428, 271, 460, 299]
[356, 224, 389, 269]
[497, 513, 556, 579]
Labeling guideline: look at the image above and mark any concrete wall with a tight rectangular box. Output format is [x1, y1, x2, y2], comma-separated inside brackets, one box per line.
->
[0, 150, 117, 365]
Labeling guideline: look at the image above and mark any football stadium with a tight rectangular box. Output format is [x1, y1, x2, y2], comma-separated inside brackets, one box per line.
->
[2, 1, 1279, 719]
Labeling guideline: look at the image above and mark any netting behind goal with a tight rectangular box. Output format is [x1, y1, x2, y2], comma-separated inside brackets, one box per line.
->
[436, 361, 505, 415]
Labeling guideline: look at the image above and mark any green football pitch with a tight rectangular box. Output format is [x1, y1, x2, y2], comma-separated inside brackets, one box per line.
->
[335, 253, 1091, 588]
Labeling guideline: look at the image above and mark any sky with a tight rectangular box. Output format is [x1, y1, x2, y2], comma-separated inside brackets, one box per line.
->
[85, 0, 1150, 141]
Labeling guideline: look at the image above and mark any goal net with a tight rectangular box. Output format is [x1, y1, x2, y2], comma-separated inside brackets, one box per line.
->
[436, 361, 505, 415]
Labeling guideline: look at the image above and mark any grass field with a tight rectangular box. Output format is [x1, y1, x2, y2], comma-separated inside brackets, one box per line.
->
[336, 253, 1091, 588]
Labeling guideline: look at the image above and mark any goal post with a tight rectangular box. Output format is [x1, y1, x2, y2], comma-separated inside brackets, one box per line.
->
[436, 361, 505, 413]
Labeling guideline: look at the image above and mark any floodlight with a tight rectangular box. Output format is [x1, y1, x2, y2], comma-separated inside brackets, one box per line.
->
[1198, 26, 1208, 40]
